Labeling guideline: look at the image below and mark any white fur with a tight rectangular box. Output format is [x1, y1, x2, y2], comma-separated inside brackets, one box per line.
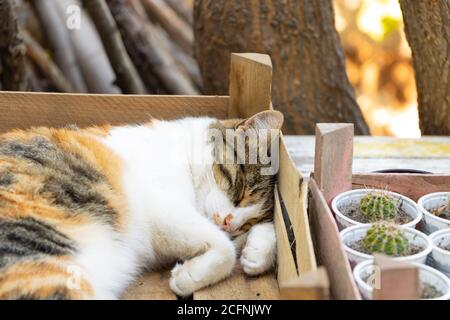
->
[73, 117, 276, 298]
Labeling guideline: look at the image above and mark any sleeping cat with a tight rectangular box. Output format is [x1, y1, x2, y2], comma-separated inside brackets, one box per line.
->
[0, 110, 283, 299]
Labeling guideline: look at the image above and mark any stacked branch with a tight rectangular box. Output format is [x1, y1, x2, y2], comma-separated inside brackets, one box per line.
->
[1, 0, 200, 95]
[0, 0, 28, 91]
[107, 0, 198, 94]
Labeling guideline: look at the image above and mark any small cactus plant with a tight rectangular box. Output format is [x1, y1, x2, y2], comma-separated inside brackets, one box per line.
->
[359, 192, 398, 222]
[362, 222, 410, 257]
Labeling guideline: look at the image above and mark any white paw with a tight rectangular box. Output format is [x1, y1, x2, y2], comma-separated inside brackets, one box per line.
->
[169, 262, 199, 297]
[240, 243, 274, 276]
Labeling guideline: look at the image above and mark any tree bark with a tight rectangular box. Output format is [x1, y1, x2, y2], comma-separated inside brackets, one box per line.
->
[399, 0, 450, 135]
[194, 0, 369, 135]
[0, 0, 28, 91]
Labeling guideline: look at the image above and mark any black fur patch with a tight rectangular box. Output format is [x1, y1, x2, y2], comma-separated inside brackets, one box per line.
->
[0, 172, 13, 187]
[15, 288, 73, 300]
[41, 176, 116, 223]
[0, 137, 117, 224]
[0, 217, 75, 268]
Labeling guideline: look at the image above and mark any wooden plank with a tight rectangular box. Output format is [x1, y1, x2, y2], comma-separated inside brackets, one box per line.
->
[373, 255, 419, 300]
[278, 135, 317, 274]
[279, 267, 330, 300]
[121, 271, 177, 300]
[274, 184, 298, 287]
[194, 267, 279, 300]
[0, 91, 228, 132]
[308, 178, 361, 300]
[352, 173, 450, 201]
[314, 124, 354, 205]
[228, 53, 273, 118]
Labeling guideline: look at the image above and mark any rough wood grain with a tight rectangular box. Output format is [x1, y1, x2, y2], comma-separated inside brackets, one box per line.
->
[314, 124, 354, 205]
[83, 0, 146, 94]
[352, 173, 450, 202]
[142, 0, 193, 56]
[373, 255, 419, 300]
[228, 53, 273, 118]
[279, 135, 316, 274]
[34, 0, 87, 92]
[22, 30, 73, 93]
[194, 267, 279, 300]
[279, 267, 329, 300]
[0, 0, 27, 91]
[108, 0, 198, 95]
[308, 178, 361, 300]
[399, 0, 450, 135]
[273, 185, 298, 288]
[122, 271, 177, 300]
[0, 91, 228, 132]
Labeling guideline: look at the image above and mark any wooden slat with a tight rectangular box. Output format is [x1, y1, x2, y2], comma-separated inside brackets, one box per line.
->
[228, 53, 273, 118]
[373, 255, 419, 300]
[194, 267, 279, 300]
[309, 178, 361, 300]
[274, 185, 298, 287]
[0, 91, 229, 132]
[121, 271, 177, 300]
[278, 135, 317, 274]
[352, 173, 450, 201]
[279, 267, 330, 300]
[314, 124, 354, 204]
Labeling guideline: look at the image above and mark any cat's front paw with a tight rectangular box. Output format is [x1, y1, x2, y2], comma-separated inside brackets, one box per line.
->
[169, 262, 199, 297]
[240, 242, 275, 276]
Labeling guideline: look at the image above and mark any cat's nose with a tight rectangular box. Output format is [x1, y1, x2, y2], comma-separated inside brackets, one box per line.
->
[212, 212, 235, 232]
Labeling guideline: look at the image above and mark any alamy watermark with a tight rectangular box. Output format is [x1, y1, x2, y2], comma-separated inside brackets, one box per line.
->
[66, 4, 81, 30]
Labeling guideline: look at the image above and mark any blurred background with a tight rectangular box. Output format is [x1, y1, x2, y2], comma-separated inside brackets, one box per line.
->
[1, 0, 443, 137]
[334, 0, 419, 137]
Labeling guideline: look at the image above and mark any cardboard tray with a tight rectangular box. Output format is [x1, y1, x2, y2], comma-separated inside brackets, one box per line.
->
[0, 53, 327, 300]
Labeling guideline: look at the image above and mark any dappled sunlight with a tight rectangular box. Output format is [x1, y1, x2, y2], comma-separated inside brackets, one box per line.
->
[335, 0, 420, 137]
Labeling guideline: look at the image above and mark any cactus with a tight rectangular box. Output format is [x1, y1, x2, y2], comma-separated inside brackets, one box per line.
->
[362, 222, 410, 257]
[359, 192, 398, 222]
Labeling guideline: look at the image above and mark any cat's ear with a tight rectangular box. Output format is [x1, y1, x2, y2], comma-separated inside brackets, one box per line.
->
[235, 110, 284, 131]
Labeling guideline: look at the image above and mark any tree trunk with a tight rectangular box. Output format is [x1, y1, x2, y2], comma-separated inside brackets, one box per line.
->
[194, 0, 369, 135]
[0, 0, 28, 91]
[399, 0, 450, 135]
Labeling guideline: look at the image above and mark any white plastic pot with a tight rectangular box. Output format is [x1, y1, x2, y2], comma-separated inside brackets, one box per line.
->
[429, 229, 450, 277]
[418, 192, 450, 234]
[340, 224, 432, 268]
[332, 189, 422, 230]
[354, 260, 450, 300]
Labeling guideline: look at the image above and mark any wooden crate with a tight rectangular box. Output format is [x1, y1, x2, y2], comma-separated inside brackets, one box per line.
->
[308, 124, 450, 300]
[0, 53, 327, 300]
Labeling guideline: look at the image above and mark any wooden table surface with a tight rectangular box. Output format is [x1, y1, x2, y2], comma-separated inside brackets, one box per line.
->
[285, 135, 450, 177]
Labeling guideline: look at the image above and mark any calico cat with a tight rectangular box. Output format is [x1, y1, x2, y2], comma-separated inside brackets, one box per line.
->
[0, 110, 283, 299]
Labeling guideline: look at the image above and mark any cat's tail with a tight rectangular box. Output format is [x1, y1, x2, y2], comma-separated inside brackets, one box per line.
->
[0, 256, 94, 300]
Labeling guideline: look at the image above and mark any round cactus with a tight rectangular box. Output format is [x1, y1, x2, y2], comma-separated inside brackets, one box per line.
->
[359, 192, 398, 222]
[362, 222, 410, 257]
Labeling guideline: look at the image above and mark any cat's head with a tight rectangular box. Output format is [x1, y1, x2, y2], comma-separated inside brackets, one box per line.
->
[204, 110, 283, 237]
